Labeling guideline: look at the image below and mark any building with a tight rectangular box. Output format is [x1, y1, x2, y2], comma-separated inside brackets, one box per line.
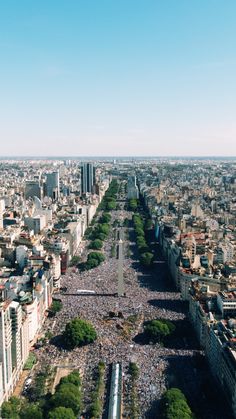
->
[217, 291, 236, 318]
[25, 181, 41, 200]
[24, 215, 46, 234]
[206, 321, 236, 417]
[46, 172, 60, 200]
[0, 300, 29, 403]
[0, 301, 13, 398]
[0, 200, 5, 230]
[127, 175, 139, 200]
[81, 163, 95, 194]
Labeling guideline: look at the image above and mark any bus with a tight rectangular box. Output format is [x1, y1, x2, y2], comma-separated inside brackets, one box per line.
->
[76, 289, 96, 295]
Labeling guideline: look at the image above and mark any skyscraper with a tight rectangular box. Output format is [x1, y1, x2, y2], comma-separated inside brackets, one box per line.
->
[80, 163, 95, 194]
[127, 175, 139, 199]
[46, 171, 60, 200]
[25, 180, 41, 200]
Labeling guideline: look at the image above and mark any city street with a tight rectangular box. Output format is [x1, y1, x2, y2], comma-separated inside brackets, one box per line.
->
[32, 206, 229, 418]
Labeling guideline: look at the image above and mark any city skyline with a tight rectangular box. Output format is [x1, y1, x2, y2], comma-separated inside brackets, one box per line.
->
[1, 1, 236, 156]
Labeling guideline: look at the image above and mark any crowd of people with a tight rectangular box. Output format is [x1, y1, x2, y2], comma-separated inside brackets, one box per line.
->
[33, 207, 198, 417]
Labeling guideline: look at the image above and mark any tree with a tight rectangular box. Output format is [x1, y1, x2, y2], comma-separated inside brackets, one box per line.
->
[69, 256, 80, 266]
[50, 300, 63, 315]
[136, 236, 146, 247]
[50, 384, 81, 415]
[63, 318, 97, 349]
[19, 404, 43, 419]
[129, 362, 139, 380]
[97, 223, 110, 235]
[84, 226, 93, 238]
[1, 397, 21, 419]
[139, 252, 153, 267]
[100, 213, 111, 223]
[83, 258, 98, 270]
[134, 227, 145, 237]
[144, 319, 175, 343]
[24, 352, 37, 370]
[82, 251, 105, 271]
[88, 252, 105, 263]
[160, 388, 193, 419]
[59, 371, 81, 387]
[133, 214, 143, 227]
[89, 239, 103, 250]
[129, 199, 138, 211]
[29, 371, 47, 400]
[138, 245, 149, 254]
[94, 232, 107, 241]
[106, 199, 116, 210]
[48, 407, 76, 419]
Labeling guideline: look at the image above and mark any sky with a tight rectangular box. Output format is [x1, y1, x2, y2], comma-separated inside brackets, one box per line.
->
[0, 0, 236, 157]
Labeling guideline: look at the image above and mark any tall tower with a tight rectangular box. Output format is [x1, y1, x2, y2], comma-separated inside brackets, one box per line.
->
[80, 163, 95, 194]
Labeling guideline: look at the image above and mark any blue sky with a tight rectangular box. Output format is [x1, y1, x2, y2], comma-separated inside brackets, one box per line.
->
[0, 0, 235, 156]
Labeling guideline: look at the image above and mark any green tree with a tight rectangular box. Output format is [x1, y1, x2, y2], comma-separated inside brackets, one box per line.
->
[24, 352, 37, 370]
[89, 239, 103, 250]
[69, 256, 80, 266]
[134, 226, 145, 236]
[29, 371, 47, 400]
[144, 319, 175, 343]
[88, 252, 105, 263]
[50, 300, 63, 315]
[19, 404, 43, 419]
[129, 199, 138, 211]
[139, 252, 153, 267]
[59, 371, 81, 387]
[84, 226, 93, 238]
[160, 388, 193, 419]
[82, 251, 105, 271]
[1, 397, 21, 419]
[50, 384, 81, 415]
[133, 214, 143, 226]
[136, 236, 146, 247]
[106, 200, 116, 210]
[138, 245, 149, 254]
[97, 223, 110, 235]
[48, 407, 76, 419]
[129, 362, 139, 380]
[84, 258, 99, 270]
[63, 318, 97, 349]
[94, 232, 107, 241]
[100, 213, 111, 223]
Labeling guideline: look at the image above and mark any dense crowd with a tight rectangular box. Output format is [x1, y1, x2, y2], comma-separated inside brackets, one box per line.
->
[34, 208, 197, 417]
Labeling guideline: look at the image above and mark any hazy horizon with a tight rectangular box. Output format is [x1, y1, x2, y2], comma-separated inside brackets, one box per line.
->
[0, 155, 236, 160]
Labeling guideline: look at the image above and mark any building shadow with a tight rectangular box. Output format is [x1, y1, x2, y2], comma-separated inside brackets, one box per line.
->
[148, 298, 188, 314]
[163, 354, 232, 419]
[132, 318, 199, 351]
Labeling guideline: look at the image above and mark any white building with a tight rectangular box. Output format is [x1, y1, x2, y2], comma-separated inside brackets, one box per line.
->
[217, 292, 236, 317]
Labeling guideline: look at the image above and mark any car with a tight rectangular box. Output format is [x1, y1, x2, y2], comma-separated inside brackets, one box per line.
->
[24, 378, 32, 387]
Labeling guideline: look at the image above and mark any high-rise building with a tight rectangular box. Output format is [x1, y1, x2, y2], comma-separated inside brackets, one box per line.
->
[80, 163, 95, 194]
[127, 175, 139, 199]
[46, 171, 60, 200]
[0, 199, 5, 230]
[0, 300, 28, 402]
[25, 180, 41, 200]
[0, 303, 12, 396]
